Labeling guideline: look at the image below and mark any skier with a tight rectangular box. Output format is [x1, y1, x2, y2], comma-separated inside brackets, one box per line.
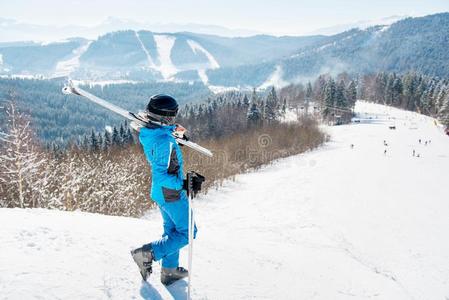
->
[130, 94, 204, 285]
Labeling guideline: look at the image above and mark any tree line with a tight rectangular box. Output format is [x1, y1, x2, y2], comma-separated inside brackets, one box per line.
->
[359, 72, 449, 127]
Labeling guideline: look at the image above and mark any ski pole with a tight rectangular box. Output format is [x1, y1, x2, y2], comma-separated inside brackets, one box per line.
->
[187, 172, 195, 300]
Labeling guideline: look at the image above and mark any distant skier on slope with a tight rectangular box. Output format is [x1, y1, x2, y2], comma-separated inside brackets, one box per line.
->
[130, 94, 204, 285]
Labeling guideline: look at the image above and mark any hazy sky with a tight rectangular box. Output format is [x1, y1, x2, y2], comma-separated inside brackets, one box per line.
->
[1, 0, 448, 35]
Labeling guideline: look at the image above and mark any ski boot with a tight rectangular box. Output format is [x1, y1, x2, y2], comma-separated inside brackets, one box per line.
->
[160, 267, 189, 285]
[130, 245, 154, 281]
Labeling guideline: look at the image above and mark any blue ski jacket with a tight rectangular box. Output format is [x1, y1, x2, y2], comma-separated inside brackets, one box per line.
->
[139, 125, 186, 204]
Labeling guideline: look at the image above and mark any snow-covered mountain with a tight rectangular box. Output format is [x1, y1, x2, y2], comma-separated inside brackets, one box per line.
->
[1, 101, 448, 299]
[0, 30, 323, 84]
[208, 13, 449, 87]
[1, 13, 449, 87]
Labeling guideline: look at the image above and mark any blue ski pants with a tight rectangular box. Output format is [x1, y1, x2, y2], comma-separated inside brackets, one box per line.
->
[150, 196, 197, 268]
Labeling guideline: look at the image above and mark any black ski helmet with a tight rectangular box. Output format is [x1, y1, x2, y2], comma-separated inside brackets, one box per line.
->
[146, 94, 179, 125]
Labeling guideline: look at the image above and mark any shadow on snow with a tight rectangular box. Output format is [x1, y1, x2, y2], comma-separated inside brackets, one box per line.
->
[140, 279, 188, 300]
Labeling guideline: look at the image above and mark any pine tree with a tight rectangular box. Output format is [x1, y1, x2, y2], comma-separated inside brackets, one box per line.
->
[385, 74, 396, 105]
[112, 126, 120, 146]
[323, 78, 336, 117]
[243, 95, 250, 108]
[374, 72, 388, 103]
[435, 86, 447, 112]
[97, 133, 103, 151]
[119, 124, 126, 146]
[416, 80, 427, 112]
[250, 88, 258, 105]
[420, 89, 430, 114]
[104, 130, 112, 150]
[438, 95, 449, 127]
[90, 129, 99, 151]
[335, 80, 348, 109]
[247, 102, 262, 126]
[403, 73, 418, 110]
[264, 87, 279, 123]
[392, 77, 403, 106]
[426, 79, 437, 113]
[347, 80, 357, 108]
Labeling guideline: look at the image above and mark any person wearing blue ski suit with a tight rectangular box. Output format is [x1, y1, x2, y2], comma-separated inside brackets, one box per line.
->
[140, 124, 197, 268]
[131, 94, 202, 285]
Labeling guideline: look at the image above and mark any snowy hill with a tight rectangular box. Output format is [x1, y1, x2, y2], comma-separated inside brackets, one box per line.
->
[1, 101, 449, 299]
[207, 13, 449, 87]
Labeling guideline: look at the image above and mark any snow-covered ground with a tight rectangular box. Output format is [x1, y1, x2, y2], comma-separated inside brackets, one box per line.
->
[1, 102, 449, 299]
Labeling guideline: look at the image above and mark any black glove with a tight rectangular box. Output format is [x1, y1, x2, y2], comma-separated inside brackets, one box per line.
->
[177, 134, 189, 147]
[183, 171, 205, 197]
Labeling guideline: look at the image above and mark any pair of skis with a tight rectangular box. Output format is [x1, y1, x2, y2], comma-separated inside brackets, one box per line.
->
[61, 80, 213, 157]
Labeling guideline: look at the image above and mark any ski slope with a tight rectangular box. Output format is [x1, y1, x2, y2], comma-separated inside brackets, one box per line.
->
[153, 35, 178, 80]
[53, 41, 92, 78]
[1, 102, 449, 299]
[135, 31, 156, 69]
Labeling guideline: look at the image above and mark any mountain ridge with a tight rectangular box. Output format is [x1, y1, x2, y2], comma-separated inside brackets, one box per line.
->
[1, 13, 448, 87]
